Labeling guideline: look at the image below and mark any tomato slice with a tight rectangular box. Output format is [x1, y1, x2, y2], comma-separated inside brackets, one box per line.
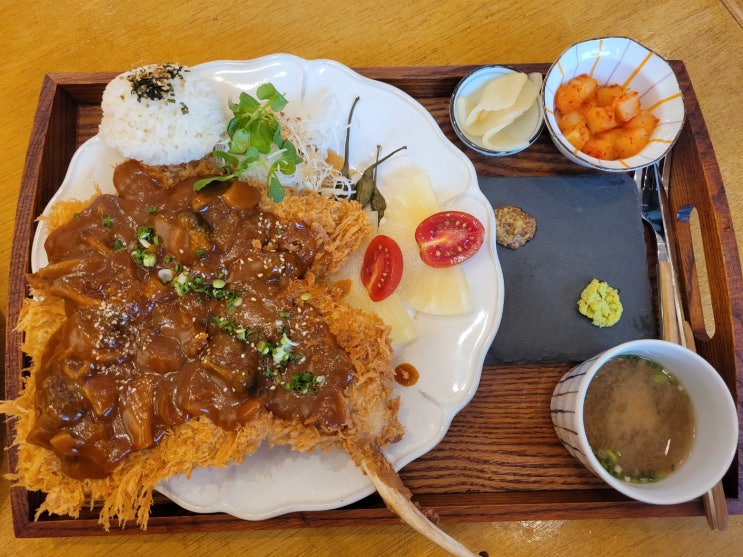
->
[360, 235, 404, 302]
[415, 210, 485, 268]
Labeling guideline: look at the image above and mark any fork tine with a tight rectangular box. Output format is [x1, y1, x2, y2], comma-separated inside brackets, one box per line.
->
[652, 162, 663, 196]
[633, 166, 645, 191]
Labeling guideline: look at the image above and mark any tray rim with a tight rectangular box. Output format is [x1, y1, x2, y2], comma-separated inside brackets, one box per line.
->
[5, 61, 742, 537]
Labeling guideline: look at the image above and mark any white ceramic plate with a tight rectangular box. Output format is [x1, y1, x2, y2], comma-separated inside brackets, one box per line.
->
[30, 54, 504, 520]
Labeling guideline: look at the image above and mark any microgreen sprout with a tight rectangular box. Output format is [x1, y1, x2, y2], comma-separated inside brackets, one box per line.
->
[193, 83, 303, 203]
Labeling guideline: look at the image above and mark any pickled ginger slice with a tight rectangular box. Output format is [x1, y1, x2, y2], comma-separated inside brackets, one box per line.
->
[461, 71, 528, 127]
[481, 73, 544, 151]
[481, 101, 542, 152]
[466, 73, 540, 138]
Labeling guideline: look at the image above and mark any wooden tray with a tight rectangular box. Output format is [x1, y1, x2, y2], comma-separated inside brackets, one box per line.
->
[5, 62, 742, 537]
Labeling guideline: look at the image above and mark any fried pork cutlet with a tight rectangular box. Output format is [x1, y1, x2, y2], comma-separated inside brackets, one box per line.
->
[1, 160, 478, 556]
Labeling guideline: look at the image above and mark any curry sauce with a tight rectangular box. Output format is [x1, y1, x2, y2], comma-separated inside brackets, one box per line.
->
[26, 160, 355, 479]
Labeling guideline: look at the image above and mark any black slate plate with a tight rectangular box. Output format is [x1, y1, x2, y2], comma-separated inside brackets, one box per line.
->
[481, 173, 657, 365]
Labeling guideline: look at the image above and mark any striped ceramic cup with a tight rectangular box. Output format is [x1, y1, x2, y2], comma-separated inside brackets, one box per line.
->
[551, 339, 738, 505]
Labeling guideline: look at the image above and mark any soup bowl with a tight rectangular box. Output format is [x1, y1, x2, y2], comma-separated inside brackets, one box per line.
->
[551, 339, 738, 505]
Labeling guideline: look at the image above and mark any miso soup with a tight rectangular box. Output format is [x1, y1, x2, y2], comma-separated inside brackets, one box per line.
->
[583, 355, 695, 483]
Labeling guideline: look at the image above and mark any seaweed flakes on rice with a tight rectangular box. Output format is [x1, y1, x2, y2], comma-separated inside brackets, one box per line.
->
[98, 63, 228, 166]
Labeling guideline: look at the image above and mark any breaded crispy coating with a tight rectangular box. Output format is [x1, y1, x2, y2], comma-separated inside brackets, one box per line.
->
[0, 171, 401, 531]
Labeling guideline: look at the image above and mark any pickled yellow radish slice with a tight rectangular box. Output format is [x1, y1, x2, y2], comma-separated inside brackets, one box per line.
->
[400, 261, 472, 316]
[337, 270, 417, 347]
[331, 212, 417, 347]
[378, 167, 473, 316]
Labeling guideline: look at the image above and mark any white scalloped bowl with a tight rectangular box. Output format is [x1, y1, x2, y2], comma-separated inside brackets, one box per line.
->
[542, 37, 685, 172]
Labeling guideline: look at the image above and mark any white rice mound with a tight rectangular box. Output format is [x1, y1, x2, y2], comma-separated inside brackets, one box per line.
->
[99, 64, 228, 166]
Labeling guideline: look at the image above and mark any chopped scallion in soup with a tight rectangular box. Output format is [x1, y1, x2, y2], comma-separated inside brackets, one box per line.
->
[584, 355, 695, 483]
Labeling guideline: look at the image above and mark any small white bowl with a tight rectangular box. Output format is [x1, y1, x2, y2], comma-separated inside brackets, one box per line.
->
[450, 65, 544, 156]
[542, 36, 685, 171]
[551, 339, 738, 505]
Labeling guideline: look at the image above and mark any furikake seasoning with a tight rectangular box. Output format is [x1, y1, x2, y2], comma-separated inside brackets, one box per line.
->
[126, 63, 188, 103]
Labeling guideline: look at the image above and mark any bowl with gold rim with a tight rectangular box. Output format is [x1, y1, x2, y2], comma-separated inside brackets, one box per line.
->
[542, 36, 685, 172]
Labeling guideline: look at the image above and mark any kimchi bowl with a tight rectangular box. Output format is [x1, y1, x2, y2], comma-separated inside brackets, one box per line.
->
[542, 36, 685, 172]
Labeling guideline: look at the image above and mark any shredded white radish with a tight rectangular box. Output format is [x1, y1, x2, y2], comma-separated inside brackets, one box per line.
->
[279, 112, 355, 198]
[233, 91, 357, 199]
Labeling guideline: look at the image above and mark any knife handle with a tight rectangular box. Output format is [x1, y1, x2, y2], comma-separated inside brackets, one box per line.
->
[658, 259, 681, 345]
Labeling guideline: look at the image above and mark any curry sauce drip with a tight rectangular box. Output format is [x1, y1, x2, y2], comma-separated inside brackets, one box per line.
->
[27, 160, 354, 479]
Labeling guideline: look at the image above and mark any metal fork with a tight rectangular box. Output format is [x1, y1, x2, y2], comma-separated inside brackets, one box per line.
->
[634, 163, 681, 344]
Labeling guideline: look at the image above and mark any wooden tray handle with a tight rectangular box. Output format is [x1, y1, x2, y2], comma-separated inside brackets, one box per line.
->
[666, 121, 743, 402]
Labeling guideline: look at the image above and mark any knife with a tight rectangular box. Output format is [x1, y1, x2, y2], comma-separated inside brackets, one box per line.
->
[635, 164, 681, 344]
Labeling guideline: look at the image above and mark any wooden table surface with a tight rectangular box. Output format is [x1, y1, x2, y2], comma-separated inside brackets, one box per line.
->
[1, 1, 742, 555]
